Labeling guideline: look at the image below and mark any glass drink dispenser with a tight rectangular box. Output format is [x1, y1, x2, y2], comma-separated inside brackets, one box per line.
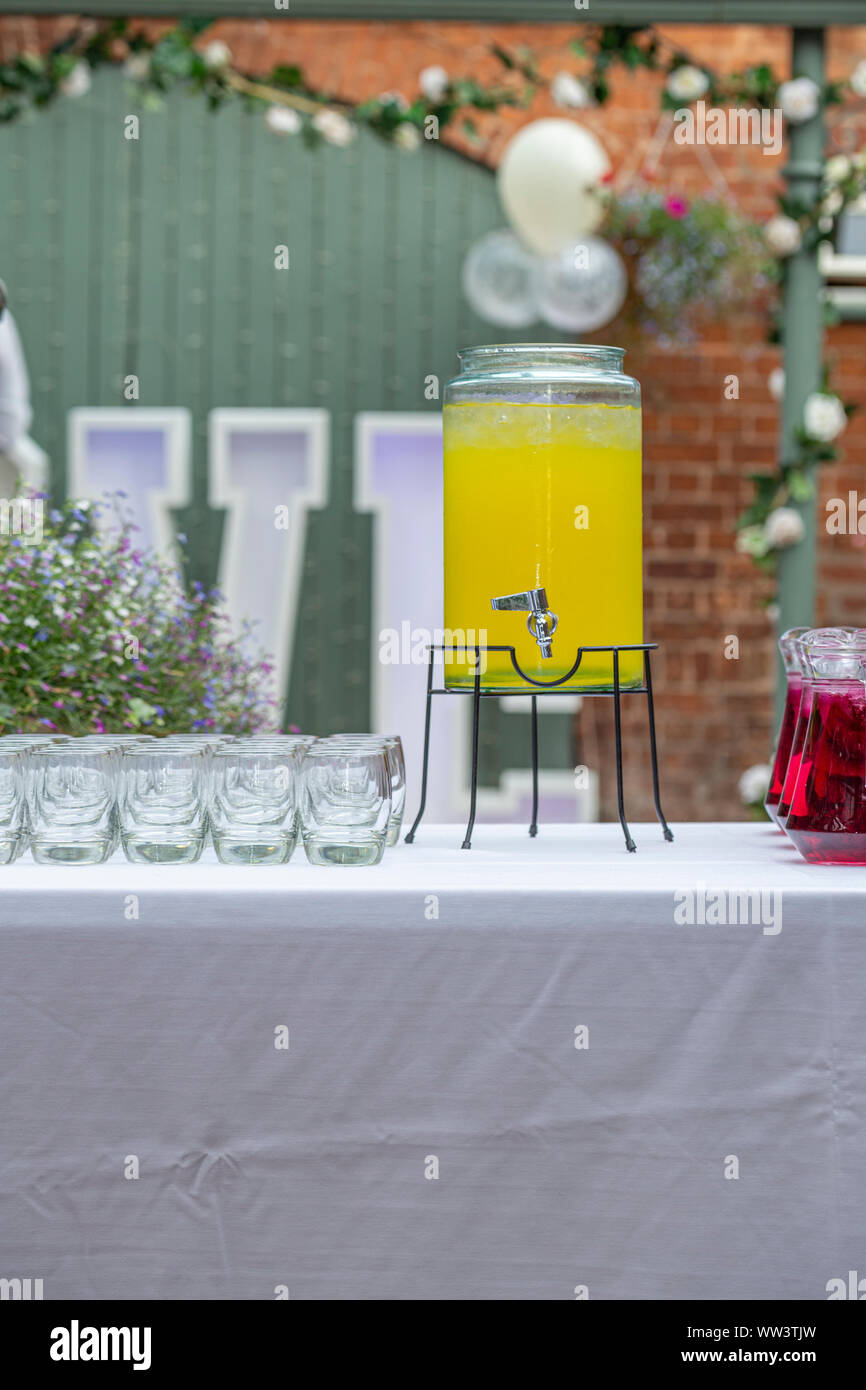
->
[442, 344, 644, 691]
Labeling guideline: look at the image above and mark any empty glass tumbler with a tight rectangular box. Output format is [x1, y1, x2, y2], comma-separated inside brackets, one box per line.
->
[118, 746, 208, 864]
[322, 734, 406, 846]
[210, 744, 298, 864]
[27, 745, 116, 864]
[300, 745, 391, 865]
[784, 628, 866, 864]
[0, 748, 25, 864]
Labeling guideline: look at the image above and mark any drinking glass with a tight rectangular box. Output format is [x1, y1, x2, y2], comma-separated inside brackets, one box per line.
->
[784, 628, 866, 864]
[0, 748, 25, 865]
[118, 746, 207, 864]
[27, 745, 116, 864]
[764, 627, 808, 825]
[321, 734, 406, 846]
[300, 745, 390, 865]
[210, 744, 298, 864]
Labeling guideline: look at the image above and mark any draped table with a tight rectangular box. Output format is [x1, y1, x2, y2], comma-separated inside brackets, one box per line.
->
[1, 822, 863, 1301]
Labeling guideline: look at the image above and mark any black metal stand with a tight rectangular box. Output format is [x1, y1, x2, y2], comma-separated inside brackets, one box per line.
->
[404, 642, 673, 854]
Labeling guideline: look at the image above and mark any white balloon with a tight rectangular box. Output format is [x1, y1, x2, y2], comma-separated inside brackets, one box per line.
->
[461, 228, 540, 328]
[498, 118, 610, 256]
[535, 237, 627, 333]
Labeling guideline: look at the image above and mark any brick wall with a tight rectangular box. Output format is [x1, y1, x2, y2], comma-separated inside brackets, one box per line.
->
[3, 15, 866, 821]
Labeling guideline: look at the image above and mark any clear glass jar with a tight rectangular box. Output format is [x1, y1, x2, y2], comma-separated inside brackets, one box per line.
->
[442, 343, 643, 692]
[764, 626, 809, 824]
[784, 628, 866, 864]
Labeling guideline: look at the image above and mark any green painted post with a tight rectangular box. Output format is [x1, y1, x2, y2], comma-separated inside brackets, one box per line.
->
[775, 27, 825, 718]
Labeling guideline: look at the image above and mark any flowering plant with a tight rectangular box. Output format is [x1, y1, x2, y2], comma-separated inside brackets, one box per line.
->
[0, 495, 278, 735]
[603, 187, 773, 346]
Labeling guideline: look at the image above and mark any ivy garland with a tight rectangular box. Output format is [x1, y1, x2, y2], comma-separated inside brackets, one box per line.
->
[2, 16, 865, 574]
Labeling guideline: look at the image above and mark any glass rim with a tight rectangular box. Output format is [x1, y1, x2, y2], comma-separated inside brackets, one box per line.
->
[28, 742, 115, 756]
[458, 342, 624, 368]
[212, 746, 296, 759]
[119, 745, 207, 758]
[301, 744, 388, 759]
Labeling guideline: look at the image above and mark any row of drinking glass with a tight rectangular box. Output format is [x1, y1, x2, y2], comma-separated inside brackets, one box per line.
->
[0, 732, 406, 866]
[765, 627, 866, 864]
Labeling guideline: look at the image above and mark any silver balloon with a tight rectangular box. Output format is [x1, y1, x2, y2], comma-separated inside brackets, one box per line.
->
[461, 228, 540, 328]
[535, 236, 627, 333]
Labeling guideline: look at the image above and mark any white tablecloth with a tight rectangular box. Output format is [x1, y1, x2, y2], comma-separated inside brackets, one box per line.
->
[1, 823, 863, 1300]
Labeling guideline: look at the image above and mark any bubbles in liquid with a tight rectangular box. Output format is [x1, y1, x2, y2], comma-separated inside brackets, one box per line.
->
[444, 401, 641, 452]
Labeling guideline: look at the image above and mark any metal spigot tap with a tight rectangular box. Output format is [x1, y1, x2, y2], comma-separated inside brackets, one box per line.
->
[491, 586, 559, 659]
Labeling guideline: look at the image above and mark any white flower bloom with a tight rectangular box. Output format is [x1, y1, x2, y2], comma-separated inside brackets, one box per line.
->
[825, 154, 851, 184]
[551, 71, 592, 109]
[312, 109, 356, 147]
[123, 53, 150, 83]
[265, 105, 301, 136]
[778, 76, 820, 124]
[379, 90, 409, 111]
[738, 763, 772, 806]
[764, 214, 802, 257]
[202, 41, 232, 72]
[768, 366, 785, 401]
[394, 123, 422, 152]
[803, 391, 848, 442]
[764, 506, 805, 551]
[60, 62, 92, 99]
[850, 59, 866, 98]
[821, 187, 844, 218]
[419, 65, 449, 103]
[23, 615, 39, 629]
[735, 524, 769, 558]
[666, 64, 710, 103]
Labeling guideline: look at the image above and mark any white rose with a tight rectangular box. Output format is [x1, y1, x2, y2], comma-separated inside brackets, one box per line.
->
[202, 41, 232, 71]
[419, 65, 449, 103]
[265, 105, 301, 136]
[778, 76, 820, 124]
[850, 59, 866, 98]
[738, 763, 772, 807]
[764, 506, 805, 551]
[825, 154, 851, 184]
[735, 525, 769, 558]
[803, 391, 847, 442]
[764, 214, 802, 257]
[666, 64, 710, 103]
[123, 53, 150, 83]
[394, 123, 421, 152]
[551, 71, 592, 109]
[768, 366, 785, 401]
[312, 109, 356, 147]
[60, 62, 92, 99]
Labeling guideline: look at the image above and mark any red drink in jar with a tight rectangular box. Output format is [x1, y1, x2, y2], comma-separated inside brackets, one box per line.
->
[785, 629, 866, 865]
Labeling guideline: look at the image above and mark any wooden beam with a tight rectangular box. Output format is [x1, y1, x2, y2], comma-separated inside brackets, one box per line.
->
[6, 1, 866, 23]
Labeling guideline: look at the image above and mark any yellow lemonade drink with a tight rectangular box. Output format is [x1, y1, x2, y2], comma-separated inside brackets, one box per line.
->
[443, 399, 644, 690]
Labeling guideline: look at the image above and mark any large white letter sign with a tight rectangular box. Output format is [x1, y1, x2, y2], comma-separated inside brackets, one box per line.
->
[67, 407, 191, 558]
[208, 409, 329, 710]
[354, 411, 471, 824]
